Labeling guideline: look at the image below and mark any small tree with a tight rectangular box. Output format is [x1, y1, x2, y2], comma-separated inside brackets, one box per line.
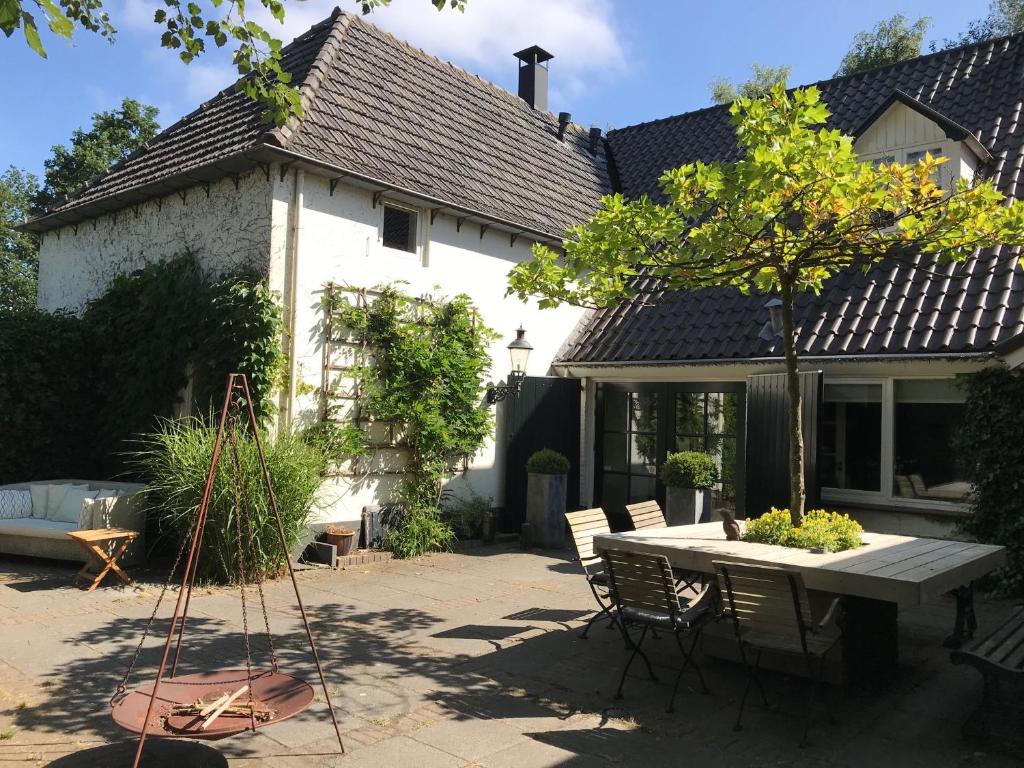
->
[709, 63, 791, 105]
[508, 84, 1024, 524]
[838, 13, 930, 76]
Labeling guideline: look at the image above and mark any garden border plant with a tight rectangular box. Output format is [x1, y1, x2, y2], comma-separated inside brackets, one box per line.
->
[314, 284, 496, 557]
[743, 508, 864, 552]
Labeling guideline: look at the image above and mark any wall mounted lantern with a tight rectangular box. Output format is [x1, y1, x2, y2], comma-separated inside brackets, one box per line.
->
[486, 327, 533, 404]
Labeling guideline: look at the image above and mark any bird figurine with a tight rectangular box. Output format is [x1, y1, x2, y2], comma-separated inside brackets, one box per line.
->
[718, 508, 741, 541]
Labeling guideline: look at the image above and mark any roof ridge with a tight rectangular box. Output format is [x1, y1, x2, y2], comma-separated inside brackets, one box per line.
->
[264, 7, 353, 148]
[609, 30, 1024, 138]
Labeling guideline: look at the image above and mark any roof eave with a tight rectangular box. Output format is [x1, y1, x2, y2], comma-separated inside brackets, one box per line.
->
[554, 350, 999, 369]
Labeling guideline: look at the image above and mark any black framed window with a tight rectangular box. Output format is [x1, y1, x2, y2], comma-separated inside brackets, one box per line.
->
[382, 205, 417, 252]
[596, 382, 745, 528]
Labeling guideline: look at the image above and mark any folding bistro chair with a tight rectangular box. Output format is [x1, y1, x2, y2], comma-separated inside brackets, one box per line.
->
[565, 508, 618, 639]
[625, 500, 667, 531]
[626, 499, 703, 597]
[603, 548, 713, 713]
[713, 560, 842, 746]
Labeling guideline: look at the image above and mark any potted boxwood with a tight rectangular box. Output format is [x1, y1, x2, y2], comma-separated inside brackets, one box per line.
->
[661, 451, 717, 525]
[525, 448, 570, 548]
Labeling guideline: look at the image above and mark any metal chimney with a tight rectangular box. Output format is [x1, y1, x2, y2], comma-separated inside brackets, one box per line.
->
[514, 45, 554, 110]
[557, 111, 571, 140]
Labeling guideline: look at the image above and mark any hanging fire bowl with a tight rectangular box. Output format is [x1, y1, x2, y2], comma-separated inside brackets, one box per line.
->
[112, 669, 314, 740]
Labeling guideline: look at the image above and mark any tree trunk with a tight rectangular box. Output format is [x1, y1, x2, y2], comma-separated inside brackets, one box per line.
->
[779, 278, 805, 525]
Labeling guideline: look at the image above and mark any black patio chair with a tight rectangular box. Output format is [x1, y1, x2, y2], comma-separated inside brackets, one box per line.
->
[713, 560, 842, 746]
[565, 508, 618, 639]
[603, 548, 713, 713]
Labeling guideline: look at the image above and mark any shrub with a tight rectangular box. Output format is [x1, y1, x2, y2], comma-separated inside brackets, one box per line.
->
[441, 487, 492, 540]
[788, 510, 863, 551]
[526, 448, 570, 475]
[741, 507, 793, 545]
[956, 368, 1024, 595]
[383, 506, 455, 558]
[742, 508, 863, 552]
[132, 417, 325, 583]
[661, 451, 718, 489]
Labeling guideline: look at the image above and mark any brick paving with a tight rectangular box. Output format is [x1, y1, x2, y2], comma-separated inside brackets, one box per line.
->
[0, 544, 1018, 767]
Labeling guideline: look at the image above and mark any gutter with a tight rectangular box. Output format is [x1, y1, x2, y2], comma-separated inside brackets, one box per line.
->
[553, 350, 998, 370]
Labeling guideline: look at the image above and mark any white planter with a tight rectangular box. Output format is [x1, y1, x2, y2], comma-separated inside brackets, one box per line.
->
[665, 486, 710, 526]
[525, 473, 567, 548]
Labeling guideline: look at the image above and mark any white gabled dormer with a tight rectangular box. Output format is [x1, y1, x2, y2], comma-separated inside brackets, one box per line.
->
[853, 90, 992, 188]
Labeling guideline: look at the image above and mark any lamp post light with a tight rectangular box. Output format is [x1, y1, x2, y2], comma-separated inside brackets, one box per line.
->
[487, 327, 533, 404]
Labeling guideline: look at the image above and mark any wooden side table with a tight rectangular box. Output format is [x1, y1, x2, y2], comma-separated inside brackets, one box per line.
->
[67, 528, 139, 591]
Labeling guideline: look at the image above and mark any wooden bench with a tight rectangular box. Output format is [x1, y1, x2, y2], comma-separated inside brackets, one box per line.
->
[950, 605, 1024, 750]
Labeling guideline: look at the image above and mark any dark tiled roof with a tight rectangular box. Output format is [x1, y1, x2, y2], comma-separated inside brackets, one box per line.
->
[561, 34, 1024, 364]
[28, 9, 611, 239]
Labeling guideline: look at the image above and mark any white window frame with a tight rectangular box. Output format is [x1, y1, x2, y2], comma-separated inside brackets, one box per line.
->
[378, 201, 424, 262]
[859, 139, 960, 189]
[820, 375, 970, 515]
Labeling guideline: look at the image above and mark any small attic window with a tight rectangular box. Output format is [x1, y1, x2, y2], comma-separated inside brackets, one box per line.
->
[382, 204, 418, 253]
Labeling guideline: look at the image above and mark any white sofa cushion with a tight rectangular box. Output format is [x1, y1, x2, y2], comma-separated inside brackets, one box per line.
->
[0, 518, 78, 539]
[80, 496, 117, 529]
[0, 490, 32, 519]
[29, 484, 51, 518]
[47, 485, 95, 525]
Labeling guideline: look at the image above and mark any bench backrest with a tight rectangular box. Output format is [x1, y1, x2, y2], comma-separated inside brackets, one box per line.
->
[626, 500, 666, 531]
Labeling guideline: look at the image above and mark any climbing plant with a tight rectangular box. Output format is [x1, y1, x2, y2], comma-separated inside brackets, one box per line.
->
[956, 367, 1024, 595]
[317, 285, 496, 556]
[0, 255, 284, 482]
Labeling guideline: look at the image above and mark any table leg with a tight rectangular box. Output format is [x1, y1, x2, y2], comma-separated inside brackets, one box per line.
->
[841, 596, 899, 688]
[943, 583, 977, 649]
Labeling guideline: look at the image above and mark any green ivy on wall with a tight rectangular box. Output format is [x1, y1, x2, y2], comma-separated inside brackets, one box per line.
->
[956, 367, 1024, 595]
[0, 255, 284, 483]
[317, 285, 496, 557]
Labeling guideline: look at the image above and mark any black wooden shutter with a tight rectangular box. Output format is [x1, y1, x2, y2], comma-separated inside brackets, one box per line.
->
[744, 371, 822, 518]
[503, 376, 581, 533]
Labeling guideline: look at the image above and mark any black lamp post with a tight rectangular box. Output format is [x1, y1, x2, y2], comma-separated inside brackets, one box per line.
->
[487, 327, 533, 404]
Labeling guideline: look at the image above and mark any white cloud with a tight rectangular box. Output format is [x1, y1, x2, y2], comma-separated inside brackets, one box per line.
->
[265, 0, 626, 101]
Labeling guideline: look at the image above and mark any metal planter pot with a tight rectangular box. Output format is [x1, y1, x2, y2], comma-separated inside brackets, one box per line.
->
[525, 472, 567, 548]
[665, 486, 711, 525]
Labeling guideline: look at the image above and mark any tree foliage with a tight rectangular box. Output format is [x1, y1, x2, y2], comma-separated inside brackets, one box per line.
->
[1, 0, 465, 126]
[837, 13, 930, 76]
[508, 83, 1024, 523]
[33, 98, 159, 211]
[710, 63, 791, 106]
[0, 165, 39, 313]
[936, 0, 1024, 49]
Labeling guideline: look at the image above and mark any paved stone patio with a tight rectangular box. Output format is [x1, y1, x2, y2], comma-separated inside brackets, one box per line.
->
[0, 544, 1017, 767]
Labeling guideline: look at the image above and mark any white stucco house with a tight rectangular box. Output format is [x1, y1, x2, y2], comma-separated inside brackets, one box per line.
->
[26, 9, 1024, 537]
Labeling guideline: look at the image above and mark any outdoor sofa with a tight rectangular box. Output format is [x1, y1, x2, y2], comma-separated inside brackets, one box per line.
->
[0, 479, 146, 566]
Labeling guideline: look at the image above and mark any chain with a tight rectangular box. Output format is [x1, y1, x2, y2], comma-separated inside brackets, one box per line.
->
[111, 513, 193, 705]
[227, 413, 258, 731]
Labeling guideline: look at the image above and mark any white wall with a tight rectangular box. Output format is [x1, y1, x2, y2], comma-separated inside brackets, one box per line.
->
[276, 169, 585, 525]
[36, 171, 274, 312]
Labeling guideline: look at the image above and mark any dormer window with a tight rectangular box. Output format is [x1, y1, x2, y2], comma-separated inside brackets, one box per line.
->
[853, 90, 990, 190]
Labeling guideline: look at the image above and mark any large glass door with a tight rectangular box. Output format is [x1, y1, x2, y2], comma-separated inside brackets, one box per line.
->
[596, 382, 745, 529]
[598, 387, 662, 530]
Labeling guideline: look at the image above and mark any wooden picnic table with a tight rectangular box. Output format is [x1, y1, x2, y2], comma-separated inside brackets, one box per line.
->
[594, 523, 1005, 684]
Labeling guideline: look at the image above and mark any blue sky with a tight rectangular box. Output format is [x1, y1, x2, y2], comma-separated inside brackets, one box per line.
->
[1, 0, 991, 180]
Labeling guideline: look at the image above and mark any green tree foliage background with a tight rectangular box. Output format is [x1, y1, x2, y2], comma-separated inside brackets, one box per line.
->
[709, 63, 791, 106]
[33, 98, 159, 210]
[837, 13, 931, 76]
[0, 166, 39, 313]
